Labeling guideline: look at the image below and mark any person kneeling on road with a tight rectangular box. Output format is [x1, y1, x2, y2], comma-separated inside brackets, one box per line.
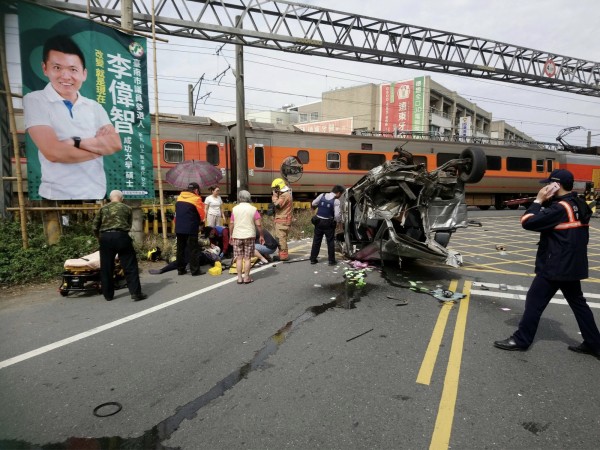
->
[255, 228, 278, 265]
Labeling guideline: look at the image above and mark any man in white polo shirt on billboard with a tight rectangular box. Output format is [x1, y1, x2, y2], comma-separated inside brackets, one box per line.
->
[23, 35, 122, 200]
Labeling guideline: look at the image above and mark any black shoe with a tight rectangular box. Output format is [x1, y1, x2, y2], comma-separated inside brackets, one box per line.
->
[104, 296, 114, 301]
[177, 269, 187, 276]
[191, 270, 205, 276]
[493, 337, 526, 351]
[310, 259, 318, 265]
[568, 342, 600, 359]
[131, 293, 148, 301]
[328, 260, 337, 266]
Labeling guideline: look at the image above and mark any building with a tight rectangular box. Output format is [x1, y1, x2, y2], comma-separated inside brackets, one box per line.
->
[279, 76, 538, 141]
[246, 107, 298, 125]
[490, 120, 535, 143]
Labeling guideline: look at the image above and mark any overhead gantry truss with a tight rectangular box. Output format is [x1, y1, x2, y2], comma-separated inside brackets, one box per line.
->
[28, 0, 600, 96]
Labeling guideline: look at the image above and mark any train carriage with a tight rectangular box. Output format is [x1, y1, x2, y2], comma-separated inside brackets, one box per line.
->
[8, 111, 600, 207]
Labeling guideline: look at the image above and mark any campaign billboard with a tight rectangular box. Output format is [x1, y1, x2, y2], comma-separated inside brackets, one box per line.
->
[18, 2, 153, 200]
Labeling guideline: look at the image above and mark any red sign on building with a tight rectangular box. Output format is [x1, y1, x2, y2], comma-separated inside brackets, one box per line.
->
[380, 80, 414, 133]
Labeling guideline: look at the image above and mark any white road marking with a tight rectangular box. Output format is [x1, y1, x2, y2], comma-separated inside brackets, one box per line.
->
[471, 285, 600, 309]
[0, 267, 272, 370]
[472, 281, 600, 299]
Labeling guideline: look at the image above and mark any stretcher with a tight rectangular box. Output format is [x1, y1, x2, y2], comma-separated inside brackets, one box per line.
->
[59, 251, 125, 297]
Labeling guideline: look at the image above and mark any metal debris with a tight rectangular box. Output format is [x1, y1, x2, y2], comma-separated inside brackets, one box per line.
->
[346, 328, 374, 342]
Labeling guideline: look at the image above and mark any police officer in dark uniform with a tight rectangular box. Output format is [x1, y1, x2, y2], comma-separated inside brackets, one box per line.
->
[310, 185, 345, 265]
[92, 190, 147, 301]
[494, 169, 600, 359]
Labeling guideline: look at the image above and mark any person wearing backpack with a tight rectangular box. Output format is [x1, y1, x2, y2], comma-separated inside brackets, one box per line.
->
[309, 185, 345, 265]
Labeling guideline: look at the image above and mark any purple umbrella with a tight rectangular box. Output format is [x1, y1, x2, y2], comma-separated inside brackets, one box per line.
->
[165, 160, 223, 189]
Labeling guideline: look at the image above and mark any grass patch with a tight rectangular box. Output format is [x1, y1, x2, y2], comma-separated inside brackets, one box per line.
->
[0, 208, 316, 287]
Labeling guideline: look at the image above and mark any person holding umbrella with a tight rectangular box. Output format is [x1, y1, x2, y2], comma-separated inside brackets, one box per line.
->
[175, 182, 206, 276]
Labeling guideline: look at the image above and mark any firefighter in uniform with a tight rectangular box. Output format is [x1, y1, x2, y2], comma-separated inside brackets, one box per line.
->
[494, 169, 600, 359]
[271, 178, 293, 261]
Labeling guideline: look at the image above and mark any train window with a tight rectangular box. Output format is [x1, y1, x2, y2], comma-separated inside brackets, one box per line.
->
[547, 160, 554, 172]
[437, 153, 460, 166]
[536, 159, 544, 172]
[255, 146, 265, 168]
[506, 157, 532, 172]
[164, 142, 183, 163]
[413, 155, 427, 168]
[486, 155, 501, 171]
[297, 150, 309, 164]
[361, 143, 373, 150]
[206, 144, 219, 165]
[327, 152, 340, 170]
[348, 153, 385, 170]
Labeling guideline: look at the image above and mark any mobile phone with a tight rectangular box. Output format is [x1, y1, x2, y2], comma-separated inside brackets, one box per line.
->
[547, 182, 560, 195]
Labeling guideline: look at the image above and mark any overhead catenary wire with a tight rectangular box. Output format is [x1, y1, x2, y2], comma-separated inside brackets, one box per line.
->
[8, 20, 595, 144]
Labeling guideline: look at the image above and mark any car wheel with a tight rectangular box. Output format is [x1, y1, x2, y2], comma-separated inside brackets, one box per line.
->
[459, 147, 486, 184]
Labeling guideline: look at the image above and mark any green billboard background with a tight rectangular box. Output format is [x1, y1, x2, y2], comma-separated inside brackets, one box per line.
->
[18, 2, 154, 200]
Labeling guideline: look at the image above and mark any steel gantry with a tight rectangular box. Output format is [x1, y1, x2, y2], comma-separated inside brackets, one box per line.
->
[15, 0, 600, 96]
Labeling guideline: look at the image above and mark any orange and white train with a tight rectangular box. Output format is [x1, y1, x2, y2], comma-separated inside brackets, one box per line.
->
[11, 112, 600, 208]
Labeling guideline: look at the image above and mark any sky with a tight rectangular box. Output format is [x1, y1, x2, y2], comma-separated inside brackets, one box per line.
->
[7, 0, 600, 147]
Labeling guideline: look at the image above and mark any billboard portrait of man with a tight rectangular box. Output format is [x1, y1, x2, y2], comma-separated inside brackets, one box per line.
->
[23, 35, 122, 200]
[19, 2, 153, 201]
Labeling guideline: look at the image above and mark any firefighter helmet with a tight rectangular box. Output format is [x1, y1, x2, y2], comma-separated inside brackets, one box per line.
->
[271, 178, 287, 191]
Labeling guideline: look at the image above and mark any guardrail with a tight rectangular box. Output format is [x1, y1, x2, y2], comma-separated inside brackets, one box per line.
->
[141, 202, 312, 235]
[7, 202, 314, 236]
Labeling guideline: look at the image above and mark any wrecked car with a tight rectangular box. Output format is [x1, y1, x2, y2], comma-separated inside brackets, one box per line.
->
[341, 147, 486, 267]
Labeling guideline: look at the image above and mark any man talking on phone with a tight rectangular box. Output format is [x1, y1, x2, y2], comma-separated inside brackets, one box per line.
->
[494, 169, 600, 359]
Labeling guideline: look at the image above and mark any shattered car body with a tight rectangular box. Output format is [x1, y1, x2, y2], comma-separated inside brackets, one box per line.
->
[341, 147, 486, 267]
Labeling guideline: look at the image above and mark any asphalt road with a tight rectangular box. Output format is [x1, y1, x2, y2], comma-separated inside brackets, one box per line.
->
[0, 209, 599, 449]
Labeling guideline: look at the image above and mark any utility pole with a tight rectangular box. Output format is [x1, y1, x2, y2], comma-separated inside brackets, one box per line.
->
[121, 0, 145, 245]
[587, 130, 591, 148]
[188, 84, 194, 116]
[235, 15, 248, 191]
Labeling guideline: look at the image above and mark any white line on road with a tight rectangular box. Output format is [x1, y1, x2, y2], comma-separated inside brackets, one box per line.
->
[0, 266, 272, 371]
[472, 281, 600, 299]
[471, 289, 600, 309]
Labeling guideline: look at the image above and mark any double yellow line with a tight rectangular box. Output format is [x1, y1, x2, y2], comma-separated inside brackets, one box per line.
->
[416, 280, 472, 450]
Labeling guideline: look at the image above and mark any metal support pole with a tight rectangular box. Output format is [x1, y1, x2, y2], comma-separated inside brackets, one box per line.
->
[120, 0, 144, 245]
[188, 83, 193, 116]
[235, 15, 248, 191]
[0, 17, 28, 248]
[151, 0, 169, 245]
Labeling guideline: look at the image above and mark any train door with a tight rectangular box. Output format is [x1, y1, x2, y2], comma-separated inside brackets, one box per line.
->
[536, 157, 555, 176]
[247, 138, 272, 197]
[197, 132, 229, 196]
